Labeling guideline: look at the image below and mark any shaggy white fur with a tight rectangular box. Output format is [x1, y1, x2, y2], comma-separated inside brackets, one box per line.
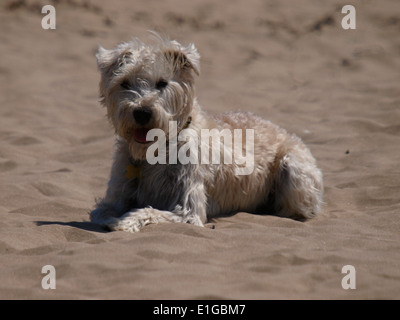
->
[90, 34, 323, 232]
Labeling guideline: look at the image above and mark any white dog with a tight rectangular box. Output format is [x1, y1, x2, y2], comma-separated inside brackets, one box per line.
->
[90, 34, 323, 232]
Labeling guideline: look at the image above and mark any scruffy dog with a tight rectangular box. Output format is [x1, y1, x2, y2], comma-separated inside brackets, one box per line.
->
[90, 34, 323, 232]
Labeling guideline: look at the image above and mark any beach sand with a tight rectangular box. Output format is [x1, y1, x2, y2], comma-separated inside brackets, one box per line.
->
[0, 0, 399, 299]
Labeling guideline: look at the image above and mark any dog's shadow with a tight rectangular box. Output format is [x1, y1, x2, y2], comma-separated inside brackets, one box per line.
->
[35, 220, 109, 233]
[35, 210, 303, 234]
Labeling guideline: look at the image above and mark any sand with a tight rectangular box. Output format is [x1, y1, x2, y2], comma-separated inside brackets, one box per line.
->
[0, 0, 399, 299]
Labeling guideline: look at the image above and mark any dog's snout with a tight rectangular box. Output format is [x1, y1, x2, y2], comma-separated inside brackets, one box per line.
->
[133, 107, 152, 125]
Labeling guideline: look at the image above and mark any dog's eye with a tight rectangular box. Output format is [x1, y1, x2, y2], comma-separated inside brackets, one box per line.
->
[156, 80, 168, 90]
[121, 80, 131, 90]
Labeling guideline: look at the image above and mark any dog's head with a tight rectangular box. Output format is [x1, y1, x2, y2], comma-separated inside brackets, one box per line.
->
[96, 34, 200, 160]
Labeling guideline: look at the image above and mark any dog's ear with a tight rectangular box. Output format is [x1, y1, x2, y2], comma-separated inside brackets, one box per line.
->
[96, 43, 136, 76]
[164, 42, 200, 76]
[96, 46, 120, 75]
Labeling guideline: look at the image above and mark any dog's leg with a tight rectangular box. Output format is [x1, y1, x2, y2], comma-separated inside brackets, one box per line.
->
[90, 140, 136, 228]
[105, 205, 204, 233]
[105, 184, 207, 232]
[272, 142, 324, 220]
[103, 165, 208, 233]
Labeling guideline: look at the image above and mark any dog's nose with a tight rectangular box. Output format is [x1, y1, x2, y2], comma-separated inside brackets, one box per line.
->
[133, 107, 152, 125]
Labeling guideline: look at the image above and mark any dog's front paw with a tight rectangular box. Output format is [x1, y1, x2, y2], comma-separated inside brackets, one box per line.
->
[105, 207, 204, 233]
[105, 215, 143, 233]
[104, 208, 159, 233]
